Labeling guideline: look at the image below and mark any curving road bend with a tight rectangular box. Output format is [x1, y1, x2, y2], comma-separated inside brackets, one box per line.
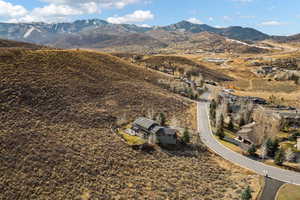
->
[197, 92, 300, 185]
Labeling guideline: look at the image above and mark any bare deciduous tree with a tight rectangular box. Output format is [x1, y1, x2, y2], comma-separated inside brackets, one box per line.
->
[260, 142, 267, 160]
[147, 106, 156, 120]
[116, 113, 128, 127]
[285, 148, 296, 163]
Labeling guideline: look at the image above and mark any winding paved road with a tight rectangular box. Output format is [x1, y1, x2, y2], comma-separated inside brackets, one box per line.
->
[197, 91, 300, 185]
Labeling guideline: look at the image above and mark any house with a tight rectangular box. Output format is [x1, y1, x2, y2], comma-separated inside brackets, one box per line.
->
[237, 122, 256, 146]
[276, 112, 300, 129]
[132, 117, 178, 145]
[219, 91, 267, 106]
[203, 58, 226, 64]
[256, 66, 276, 76]
[255, 105, 300, 129]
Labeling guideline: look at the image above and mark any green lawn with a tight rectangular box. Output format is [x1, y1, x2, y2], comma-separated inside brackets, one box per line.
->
[277, 184, 300, 200]
[224, 129, 237, 139]
[118, 129, 145, 146]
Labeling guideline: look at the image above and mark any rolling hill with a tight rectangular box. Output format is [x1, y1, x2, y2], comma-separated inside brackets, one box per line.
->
[52, 32, 168, 53]
[0, 38, 42, 49]
[154, 31, 269, 54]
[272, 34, 300, 46]
[0, 47, 259, 199]
[138, 55, 234, 82]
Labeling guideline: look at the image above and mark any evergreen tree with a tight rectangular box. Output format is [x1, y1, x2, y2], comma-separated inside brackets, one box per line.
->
[239, 117, 245, 127]
[248, 145, 257, 157]
[216, 127, 225, 140]
[241, 186, 252, 200]
[182, 128, 190, 144]
[273, 139, 280, 156]
[266, 138, 279, 158]
[210, 99, 217, 118]
[274, 148, 285, 166]
[220, 114, 224, 130]
[228, 117, 234, 130]
[266, 138, 274, 157]
[159, 113, 166, 126]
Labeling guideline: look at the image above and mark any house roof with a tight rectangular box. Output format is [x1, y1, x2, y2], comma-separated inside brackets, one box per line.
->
[241, 122, 256, 129]
[162, 128, 177, 136]
[151, 126, 177, 136]
[151, 126, 163, 134]
[133, 117, 158, 130]
[237, 123, 255, 142]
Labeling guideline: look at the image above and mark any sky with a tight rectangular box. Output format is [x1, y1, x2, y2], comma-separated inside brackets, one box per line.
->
[0, 0, 300, 36]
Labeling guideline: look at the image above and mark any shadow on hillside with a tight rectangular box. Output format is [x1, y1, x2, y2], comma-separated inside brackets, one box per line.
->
[160, 143, 208, 158]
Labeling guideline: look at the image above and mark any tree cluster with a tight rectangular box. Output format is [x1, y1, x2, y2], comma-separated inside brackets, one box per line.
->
[210, 99, 217, 125]
[266, 138, 279, 158]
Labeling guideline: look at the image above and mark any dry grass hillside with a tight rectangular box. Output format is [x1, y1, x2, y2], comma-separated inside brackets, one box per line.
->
[54, 33, 167, 53]
[167, 32, 269, 54]
[140, 55, 234, 82]
[0, 38, 43, 49]
[0, 49, 259, 199]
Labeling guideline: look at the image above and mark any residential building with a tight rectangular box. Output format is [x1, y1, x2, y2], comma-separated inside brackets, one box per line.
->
[132, 117, 178, 145]
[237, 122, 256, 145]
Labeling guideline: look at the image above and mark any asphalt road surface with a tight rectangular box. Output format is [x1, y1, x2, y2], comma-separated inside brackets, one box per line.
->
[260, 177, 284, 200]
[197, 91, 300, 185]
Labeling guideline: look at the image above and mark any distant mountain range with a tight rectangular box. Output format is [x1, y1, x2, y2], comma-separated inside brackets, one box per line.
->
[0, 19, 289, 53]
[161, 20, 270, 41]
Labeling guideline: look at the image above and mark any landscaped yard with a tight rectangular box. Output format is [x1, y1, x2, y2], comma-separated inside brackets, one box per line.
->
[215, 136, 245, 154]
[277, 184, 300, 200]
[117, 129, 145, 146]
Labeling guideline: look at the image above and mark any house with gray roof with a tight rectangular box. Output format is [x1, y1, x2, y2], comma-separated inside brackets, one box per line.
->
[132, 117, 178, 145]
[237, 122, 256, 146]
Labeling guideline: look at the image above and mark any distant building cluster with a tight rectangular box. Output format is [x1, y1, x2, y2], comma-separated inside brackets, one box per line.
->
[218, 90, 300, 146]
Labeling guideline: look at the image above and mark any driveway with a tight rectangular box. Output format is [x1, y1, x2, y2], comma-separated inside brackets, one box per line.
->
[260, 177, 285, 200]
[197, 91, 300, 185]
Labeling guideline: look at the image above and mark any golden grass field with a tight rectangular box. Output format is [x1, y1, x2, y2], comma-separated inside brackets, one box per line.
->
[276, 184, 300, 200]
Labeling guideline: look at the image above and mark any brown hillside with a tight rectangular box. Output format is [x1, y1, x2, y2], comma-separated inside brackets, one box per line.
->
[140, 55, 234, 82]
[0, 49, 258, 199]
[53, 32, 167, 53]
[0, 38, 42, 49]
[172, 32, 268, 54]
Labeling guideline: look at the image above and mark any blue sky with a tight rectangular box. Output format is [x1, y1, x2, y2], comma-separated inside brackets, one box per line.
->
[0, 0, 299, 35]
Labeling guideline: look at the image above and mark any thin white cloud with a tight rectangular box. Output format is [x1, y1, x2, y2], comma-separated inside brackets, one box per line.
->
[41, 0, 139, 9]
[187, 17, 203, 24]
[259, 21, 285, 26]
[240, 15, 256, 19]
[33, 4, 84, 17]
[3, 0, 144, 23]
[7, 4, 86, 23]
[0, 0, 28, 18]
[222, 16, 232, 21]
[138, 24, 152, 28]
[107, 10, 154, 24]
